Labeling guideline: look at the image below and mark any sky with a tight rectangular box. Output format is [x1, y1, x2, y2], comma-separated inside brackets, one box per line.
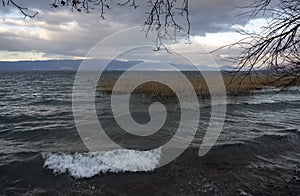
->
[0, 0, 270, 67]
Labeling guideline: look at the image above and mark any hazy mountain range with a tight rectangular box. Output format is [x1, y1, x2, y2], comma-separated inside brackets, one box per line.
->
[0, 59, 236, 71]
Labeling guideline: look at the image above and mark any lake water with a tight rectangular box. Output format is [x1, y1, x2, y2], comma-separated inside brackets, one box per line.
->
[0, 71, 299, 195]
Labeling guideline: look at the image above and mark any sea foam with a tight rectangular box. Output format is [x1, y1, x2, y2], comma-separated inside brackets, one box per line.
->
[42, 148, 161, 178]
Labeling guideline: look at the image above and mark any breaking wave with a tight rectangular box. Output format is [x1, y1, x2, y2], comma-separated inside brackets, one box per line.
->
[42, 148, 161, 178]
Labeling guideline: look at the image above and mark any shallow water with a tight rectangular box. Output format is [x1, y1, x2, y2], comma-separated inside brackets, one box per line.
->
[0, 71, 299, 195]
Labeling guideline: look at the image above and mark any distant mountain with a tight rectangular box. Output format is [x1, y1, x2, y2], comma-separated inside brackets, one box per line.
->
[0, 59, 230, 71]
[219, 65, 269, 72]
[0, 60, 81, 71]
[220, 65, 237, 71]
[0, 59, 149, 71]
[0, 59, 142, 71]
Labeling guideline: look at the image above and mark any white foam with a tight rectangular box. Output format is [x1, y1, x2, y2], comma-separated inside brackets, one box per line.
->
[42, 148, 161, 178]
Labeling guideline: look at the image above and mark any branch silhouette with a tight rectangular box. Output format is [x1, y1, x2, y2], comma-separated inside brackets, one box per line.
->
[217, 0, 300, 85]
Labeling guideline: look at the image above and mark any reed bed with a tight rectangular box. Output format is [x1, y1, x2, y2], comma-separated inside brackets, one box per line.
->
[99, 73, 299, 98]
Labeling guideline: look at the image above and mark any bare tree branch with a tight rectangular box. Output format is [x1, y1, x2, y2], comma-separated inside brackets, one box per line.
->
[143, 0, 190, 51]
[224, 0, 300, 84]
[2, 0, 38, 18]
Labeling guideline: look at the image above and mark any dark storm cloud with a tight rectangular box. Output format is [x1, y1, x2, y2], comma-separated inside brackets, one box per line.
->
[0, 0, 255, 59]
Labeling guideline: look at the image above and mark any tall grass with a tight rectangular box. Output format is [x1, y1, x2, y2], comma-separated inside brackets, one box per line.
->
[99, 73, 299, 98]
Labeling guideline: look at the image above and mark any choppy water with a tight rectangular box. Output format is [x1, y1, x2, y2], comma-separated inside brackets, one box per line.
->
[0, 71, 300, 195]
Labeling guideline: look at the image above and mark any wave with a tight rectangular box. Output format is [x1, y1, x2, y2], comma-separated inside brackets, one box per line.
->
[29, 99, 71, 106]
[254, 86, 300, 93]
[41, 130, 300, 179]
[224, 100, 300, 108]
[201, 130, 300, 161]
[42, 148, 161, 178]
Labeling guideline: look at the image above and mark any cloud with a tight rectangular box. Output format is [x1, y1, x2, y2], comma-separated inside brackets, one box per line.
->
[0, 0, 263, 63]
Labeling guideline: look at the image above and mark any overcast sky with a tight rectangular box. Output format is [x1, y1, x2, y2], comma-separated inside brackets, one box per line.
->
[0, 0, 270, 67]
